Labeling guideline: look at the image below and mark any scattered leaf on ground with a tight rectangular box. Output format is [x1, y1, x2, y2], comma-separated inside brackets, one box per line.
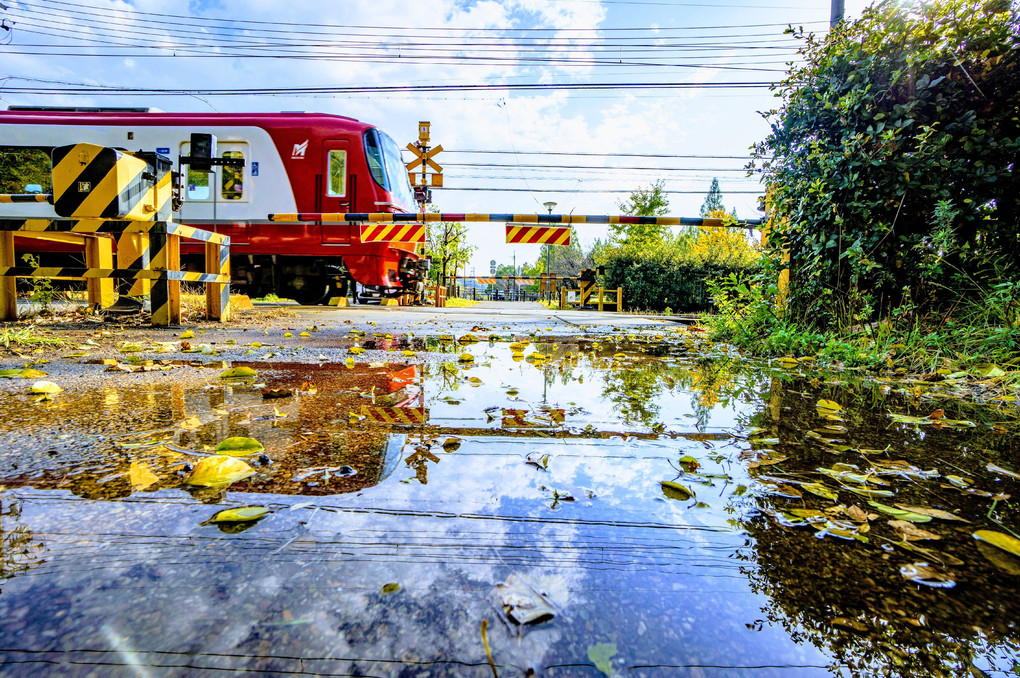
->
[868, 501, 932, 522]
[587, 642, 617, 677]
[661, 481, 694, 501]
[214, 436, 265, 456]
[900, 562, 956, 588]
[973, 530, 1020, 558]
[219, 366, 257, 379]
[208, 506, 269, 522]
[889, 520, 941, 541]
[894, 504, 970, 523]
[28, 380, 62, 394]
[495, 573, 557, 625]
[186, 455, 254, 487]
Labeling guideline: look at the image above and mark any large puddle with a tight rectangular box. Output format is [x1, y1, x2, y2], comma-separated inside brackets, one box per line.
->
[1, 328, 1019, 676]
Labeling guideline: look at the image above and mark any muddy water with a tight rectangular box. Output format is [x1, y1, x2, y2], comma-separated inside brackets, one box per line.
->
[0, 331, 1018, 676]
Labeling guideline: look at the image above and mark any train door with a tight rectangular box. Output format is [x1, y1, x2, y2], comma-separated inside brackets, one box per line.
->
[320, 139, 352, 246]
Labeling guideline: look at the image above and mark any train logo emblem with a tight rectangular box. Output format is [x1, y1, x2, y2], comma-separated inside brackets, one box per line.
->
[291, 140, 308, 159]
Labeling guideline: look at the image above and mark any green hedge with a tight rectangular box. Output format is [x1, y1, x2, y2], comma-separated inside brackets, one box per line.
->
[601, 250, 748, 312]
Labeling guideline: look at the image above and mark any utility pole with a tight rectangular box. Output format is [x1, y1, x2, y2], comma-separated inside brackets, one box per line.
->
[543, 201, 556, 301]
[830, 0, 844, 28]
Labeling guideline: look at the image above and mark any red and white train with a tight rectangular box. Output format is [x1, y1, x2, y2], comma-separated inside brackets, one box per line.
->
[0, 107, 429, 304]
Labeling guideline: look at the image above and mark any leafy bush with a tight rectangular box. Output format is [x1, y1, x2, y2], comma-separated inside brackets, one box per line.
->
[756, 0, 1020, 326]
[600, 238, 752, 313]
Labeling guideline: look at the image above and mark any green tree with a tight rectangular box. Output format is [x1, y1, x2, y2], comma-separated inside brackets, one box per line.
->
[424, 208, 474, 284]
[699, 178, 725, 217]
[0, 149, 51, 194]
[756, 0, 1020, 326]
[613, 180, 670, 244]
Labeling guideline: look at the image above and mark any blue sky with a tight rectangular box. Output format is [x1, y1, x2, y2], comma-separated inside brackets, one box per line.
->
[0, 0, 874, 273]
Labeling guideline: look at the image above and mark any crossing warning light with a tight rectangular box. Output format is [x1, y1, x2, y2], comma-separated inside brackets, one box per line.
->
[407, 121, 442, 206]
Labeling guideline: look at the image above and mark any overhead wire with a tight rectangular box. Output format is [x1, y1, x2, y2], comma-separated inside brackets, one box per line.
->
[11, 2, 812, 44]
[20, 0, 828, 34]
[0, 81, 775, 95]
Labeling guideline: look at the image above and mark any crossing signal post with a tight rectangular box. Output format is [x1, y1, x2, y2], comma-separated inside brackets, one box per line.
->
[405, 122, 443, 207]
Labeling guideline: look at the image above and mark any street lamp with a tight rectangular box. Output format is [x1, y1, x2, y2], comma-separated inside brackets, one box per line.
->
[542, 202, 557, 299]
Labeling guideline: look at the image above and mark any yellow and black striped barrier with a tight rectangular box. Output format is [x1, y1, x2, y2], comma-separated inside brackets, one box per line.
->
[0, 219, 230, 326]
[51, 143, 174, 221]
[269, 212, 764, 228]
[0, 194, 51, 204]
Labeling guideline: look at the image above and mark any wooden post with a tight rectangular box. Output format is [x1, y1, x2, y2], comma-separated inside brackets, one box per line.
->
[0, 232, 17, 320]
[597, 287, 604, 312]
[617, 287, 623, 312]
[204, 240, 231, 322]
[559, 287, 566, 310]
[85, 235, 115, 309]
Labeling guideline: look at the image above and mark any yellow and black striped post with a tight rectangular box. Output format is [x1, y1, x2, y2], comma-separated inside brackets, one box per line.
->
[578, 268, 597, 307]
[148, 228, 180, 326]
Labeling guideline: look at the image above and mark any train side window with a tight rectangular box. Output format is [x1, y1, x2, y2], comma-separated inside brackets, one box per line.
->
[221, 150, 244, 201]
[186, 168, 211, 201]
[326, 150, 347, 197]
[0, 147, 52, 194]
[181, 141, 211, 201]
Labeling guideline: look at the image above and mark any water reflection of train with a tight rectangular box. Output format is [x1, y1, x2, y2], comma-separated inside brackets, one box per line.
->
[0, 107, 429, 304]
[0, 362, 424, 499]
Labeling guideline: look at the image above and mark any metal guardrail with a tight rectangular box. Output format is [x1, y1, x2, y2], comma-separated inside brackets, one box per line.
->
[559, 286, 623, 312]
[423, 285, 447, 308]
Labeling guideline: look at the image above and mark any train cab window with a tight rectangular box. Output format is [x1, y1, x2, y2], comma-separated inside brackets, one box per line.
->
[363, 129, 415, 210]
[326, 150, 347, 196]
[221, 150, 244, 200]
[0, 147, 52, 194]
[364, 130, 386, 188]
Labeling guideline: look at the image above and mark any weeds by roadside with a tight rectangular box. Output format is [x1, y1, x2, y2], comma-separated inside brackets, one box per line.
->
[0, 325, 67, 350]
[702, 258, 1020, 376]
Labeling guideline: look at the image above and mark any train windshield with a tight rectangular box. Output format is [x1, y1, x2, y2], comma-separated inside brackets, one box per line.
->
[364, 128, 415, 211]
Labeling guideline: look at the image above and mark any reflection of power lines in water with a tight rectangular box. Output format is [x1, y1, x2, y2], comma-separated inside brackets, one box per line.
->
[9, 497, 743, 576]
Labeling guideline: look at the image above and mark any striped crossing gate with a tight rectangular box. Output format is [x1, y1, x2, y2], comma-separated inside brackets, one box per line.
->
[501, 407, 566, 428]
[361, 405, 429, 425]
[505, 225, 571, 246]
[360, 223, 425, 244]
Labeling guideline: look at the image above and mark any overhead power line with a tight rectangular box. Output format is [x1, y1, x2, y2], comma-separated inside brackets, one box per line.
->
[448, 150, 755, 159]
[442, 187, 763, 194]
[445, 162, 756, 171]
[0, 81, 774, 96]
[11, 4, 810, 44]
[21, 0, 828, 34]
